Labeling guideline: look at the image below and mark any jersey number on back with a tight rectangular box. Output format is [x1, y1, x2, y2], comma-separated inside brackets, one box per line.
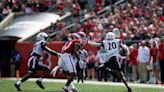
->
[108, 42, 116, 50]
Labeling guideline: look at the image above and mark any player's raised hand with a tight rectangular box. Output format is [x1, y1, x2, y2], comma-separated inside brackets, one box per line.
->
[51, 66, 62, 77]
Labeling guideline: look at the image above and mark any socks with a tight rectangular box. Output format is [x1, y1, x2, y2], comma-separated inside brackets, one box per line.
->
[16, 80, 22, 85]
[38, 77, 43, 82]
[64, 85, 68, 89]
[71, 82, 75, 89]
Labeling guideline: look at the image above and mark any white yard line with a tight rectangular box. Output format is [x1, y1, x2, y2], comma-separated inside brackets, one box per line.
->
[2, 78, 164, 89]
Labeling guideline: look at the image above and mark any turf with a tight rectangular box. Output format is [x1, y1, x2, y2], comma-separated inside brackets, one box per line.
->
[0, 80, 163, 92]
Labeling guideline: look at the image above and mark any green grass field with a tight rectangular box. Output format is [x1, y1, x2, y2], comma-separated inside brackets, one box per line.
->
[0, 79, 164, 92]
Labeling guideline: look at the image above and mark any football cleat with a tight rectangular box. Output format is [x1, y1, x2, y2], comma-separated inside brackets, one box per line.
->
[128, 87, 132, 92]
[61, 88, 69, 92]
[71, 88, 80, 92]
[14, 83, 22, 91]
[36, 80, 45, 89]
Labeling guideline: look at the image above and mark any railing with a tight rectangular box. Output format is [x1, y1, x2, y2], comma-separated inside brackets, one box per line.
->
[0, 13, 14, 32]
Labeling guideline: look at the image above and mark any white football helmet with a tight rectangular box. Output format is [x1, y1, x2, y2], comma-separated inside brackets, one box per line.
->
[36, 32, 48, 41]
[112, 28, 120, 38]
[105, 32, 116, 40]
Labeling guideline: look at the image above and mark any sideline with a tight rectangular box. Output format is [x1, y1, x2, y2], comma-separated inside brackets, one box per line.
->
[1, 78, 164, 89]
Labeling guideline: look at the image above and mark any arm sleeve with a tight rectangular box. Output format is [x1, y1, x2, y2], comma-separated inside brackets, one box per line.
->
[41, 42, 61, 57]
[121, 44, 130, 55]
[88, 41, 102, 47]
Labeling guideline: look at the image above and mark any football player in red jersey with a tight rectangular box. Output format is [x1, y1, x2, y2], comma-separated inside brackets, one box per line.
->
[52, 32, 86, 92]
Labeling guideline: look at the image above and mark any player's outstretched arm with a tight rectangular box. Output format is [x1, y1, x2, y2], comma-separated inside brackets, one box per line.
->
[88, 40, 102, 47]
[41, 43, 61, 57]
[120, 44, 130, 56]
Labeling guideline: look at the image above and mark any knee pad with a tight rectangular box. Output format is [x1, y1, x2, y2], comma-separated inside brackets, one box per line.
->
[114, 71, 122, 81]
[45, 68, 50, 73]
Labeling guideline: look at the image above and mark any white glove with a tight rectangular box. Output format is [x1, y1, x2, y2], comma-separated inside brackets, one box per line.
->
[51, 66, 60, 77]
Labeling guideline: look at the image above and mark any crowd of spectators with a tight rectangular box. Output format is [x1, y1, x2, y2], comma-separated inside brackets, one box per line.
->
[47, 0, 163, 44]
[0, 0, 163, 42]
[0, 0, 115, 21]
[89, 0, 162, 43]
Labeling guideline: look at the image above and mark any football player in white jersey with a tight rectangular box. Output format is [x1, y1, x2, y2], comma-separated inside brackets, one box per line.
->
[15, 32, 60, 91]
[88, 32, 132, 92]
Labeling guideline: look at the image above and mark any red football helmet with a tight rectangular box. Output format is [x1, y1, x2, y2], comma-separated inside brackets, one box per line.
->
[77, 32, 87, 43]
[71, 33, 81, 40]
[67, 33, 82, 41]
[78, 32, 86, 38]
[67, 33, 73, 41]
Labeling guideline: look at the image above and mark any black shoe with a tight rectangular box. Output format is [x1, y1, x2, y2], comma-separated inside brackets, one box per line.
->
[128, 87, 132, 92]
[14, 83, 22, 91]
[139, 81, 145, 83]
[61, 88, 69, 92]
[36, 80, 45, 89]
[71, 88, 79, 92]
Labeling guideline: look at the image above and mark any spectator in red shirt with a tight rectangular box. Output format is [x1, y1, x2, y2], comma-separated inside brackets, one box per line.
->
[72, 1, 81, 23]
[128, 44, 138, 81]
[85, 20, 94, 32]
[95, 1, 102, 12]
[32, 3, 39, 12]
[150, 40, 160, 84]
[72, 3, 81, 17]
[158, 36, 164, 84]
[56, 3, 64, 12]
[43, 0, 51, 11]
